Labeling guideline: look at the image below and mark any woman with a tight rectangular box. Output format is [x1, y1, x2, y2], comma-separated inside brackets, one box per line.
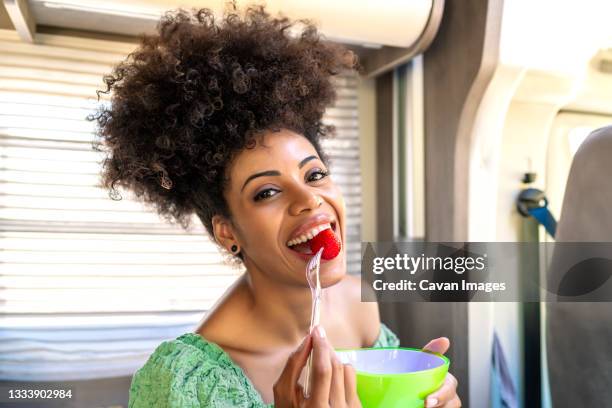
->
[91, 4, 461, 407]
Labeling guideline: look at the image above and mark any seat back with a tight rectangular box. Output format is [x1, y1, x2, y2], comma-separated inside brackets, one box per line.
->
[546, 125, 612, 406]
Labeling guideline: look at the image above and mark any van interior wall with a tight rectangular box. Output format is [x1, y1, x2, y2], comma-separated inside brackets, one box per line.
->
[466, 1, 612, 407]
[466, 44, 582, 408]
[498, 72, 575, 408]
[357, 76, 378, 242]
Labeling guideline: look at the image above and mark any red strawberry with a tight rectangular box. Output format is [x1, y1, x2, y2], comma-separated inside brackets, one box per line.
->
[309, 228, 342, 260]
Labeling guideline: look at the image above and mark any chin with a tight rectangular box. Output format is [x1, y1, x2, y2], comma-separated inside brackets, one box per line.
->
[321, 273, 345, 288]
[319, 255, 347, 288]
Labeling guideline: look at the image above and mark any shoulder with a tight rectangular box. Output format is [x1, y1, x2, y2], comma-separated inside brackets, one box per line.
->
[128, 335, 265, 408]
[337, 274, 382, 347]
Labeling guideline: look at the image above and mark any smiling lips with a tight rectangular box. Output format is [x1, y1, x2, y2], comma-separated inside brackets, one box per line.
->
[286, 222, 342, 260]
[287, 223, 333, 246]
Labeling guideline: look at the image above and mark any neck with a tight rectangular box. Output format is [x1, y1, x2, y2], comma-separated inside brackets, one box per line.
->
[242, 257, 329, 344]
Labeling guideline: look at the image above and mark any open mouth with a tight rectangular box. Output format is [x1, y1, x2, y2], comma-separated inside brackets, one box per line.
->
[286, 221, 338, 255]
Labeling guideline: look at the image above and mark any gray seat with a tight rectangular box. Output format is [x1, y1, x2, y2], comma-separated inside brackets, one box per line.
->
[546, 125, 612, 406]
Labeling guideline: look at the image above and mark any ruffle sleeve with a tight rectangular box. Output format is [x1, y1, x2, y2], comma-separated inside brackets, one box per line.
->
[372, 322, 400, 348]
[128, 335, 270, 408]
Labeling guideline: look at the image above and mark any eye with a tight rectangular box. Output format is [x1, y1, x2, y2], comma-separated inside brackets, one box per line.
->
[307, 168, 329, 183]
[253, 188, 279, 202]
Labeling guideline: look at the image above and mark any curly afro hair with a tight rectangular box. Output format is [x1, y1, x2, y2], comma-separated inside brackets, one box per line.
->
[89, 3, 357, 245]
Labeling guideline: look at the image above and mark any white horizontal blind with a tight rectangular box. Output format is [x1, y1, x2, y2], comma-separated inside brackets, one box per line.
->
[0, 29, 362, 381]
[323, 76, 362, 274]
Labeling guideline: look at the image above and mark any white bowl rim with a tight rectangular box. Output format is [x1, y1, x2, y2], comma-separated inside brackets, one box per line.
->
[334, 346, 450, 377]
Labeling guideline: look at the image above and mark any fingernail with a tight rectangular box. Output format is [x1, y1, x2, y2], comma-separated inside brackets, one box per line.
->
[426, 397, 438, 407]
[315, 325, 326, 338]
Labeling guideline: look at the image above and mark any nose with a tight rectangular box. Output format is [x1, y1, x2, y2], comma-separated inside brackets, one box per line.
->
[288, 185, 323, 215]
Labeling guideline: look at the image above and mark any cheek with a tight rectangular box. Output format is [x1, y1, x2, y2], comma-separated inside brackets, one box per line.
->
[338, 192, 346, 215]
[239, 207, 283, 247]
[330, 184, 346, 218]
[324, 184, 347, 242]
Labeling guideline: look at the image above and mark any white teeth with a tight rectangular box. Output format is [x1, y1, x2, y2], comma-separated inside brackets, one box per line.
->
[287, 223, 333, 247]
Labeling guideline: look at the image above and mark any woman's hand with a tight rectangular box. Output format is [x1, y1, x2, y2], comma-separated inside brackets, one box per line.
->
[273, 326, 361, 407]
[422, 337, 461, 407]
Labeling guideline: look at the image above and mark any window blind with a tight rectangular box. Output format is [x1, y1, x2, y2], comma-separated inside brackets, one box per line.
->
[0, 29, 363, 381]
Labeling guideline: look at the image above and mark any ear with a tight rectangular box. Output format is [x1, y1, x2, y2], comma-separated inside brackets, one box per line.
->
[212, 214, 238, 251]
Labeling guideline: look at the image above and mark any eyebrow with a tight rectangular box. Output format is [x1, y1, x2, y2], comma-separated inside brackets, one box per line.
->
[240, 155, 319, 192]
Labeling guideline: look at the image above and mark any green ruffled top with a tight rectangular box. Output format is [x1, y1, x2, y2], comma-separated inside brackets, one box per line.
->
[128, 323, 400, 407]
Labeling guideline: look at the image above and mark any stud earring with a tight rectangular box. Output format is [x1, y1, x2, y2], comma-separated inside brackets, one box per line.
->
[231, 244, 239, 253]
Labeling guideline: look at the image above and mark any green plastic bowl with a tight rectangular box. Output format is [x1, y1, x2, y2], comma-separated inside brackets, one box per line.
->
[335, 347, 450, 408]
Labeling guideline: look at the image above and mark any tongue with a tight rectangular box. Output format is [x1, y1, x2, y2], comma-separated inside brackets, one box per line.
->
[309, 228, 342, 260]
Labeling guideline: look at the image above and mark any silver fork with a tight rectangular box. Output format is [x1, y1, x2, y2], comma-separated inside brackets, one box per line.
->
[304, 246, 324, 398]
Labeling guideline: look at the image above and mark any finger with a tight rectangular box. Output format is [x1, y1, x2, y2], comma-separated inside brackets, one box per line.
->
[292, 383, 306, 408]
[329, 353, 345, 407]
[424, 374, 458, 407]
[273, 335, 312, 408]
[277, 334, 312, 387]
[422, 337, 450, 354]
[343, 363, 360, 407]
[309, 325, 333, 405]
[448, 395, 462, 407]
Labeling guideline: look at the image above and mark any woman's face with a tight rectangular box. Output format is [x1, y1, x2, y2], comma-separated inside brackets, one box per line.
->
[220, 129, 346, 288]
